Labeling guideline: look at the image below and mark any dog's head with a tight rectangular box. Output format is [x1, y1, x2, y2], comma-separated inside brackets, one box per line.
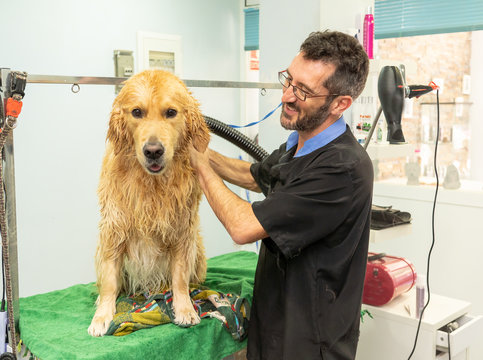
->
[107, 70, 210, 175]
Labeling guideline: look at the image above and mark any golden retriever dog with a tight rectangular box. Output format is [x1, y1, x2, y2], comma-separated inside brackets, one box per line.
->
[88, 70, 209, 337]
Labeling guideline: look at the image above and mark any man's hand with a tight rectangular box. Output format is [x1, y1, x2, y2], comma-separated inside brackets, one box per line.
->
[189, 144, 210, 173]
[190, 147, 261, 193]
[188, 146, 267, 245]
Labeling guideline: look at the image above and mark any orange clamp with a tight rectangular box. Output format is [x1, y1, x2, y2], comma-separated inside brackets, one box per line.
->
[6, 98, 23, 118]
[429, 81, 439, 90]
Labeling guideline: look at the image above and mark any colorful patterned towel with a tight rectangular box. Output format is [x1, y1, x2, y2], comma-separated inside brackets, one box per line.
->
[106, 285, 250, 341]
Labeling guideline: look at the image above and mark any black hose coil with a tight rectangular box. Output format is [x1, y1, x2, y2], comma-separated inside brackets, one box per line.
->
[204, 116, 269, 162]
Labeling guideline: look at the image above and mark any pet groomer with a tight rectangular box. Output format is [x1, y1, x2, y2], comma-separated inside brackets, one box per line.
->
[189, 31, 373, 360]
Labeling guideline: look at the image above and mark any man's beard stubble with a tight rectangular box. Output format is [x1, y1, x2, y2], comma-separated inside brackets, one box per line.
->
[280, 100, 332, 132]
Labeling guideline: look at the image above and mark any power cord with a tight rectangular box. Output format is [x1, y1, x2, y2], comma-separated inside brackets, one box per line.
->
[407, 89, 440, 359]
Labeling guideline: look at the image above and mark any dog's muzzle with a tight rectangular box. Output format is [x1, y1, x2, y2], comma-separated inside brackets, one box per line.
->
[143, 141, 165, 173]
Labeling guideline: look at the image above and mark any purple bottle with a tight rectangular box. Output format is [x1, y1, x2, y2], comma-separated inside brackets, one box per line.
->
[416, 274, 426, 318]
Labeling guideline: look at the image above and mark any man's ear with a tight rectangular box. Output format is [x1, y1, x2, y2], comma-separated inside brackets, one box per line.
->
[330, 95, 353, 116]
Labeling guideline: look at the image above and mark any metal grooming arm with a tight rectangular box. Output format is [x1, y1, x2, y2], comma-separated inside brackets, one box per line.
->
[26, 74, 282, 90]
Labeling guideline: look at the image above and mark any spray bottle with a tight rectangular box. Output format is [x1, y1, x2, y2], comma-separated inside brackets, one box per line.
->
[363, 7, 374, 59]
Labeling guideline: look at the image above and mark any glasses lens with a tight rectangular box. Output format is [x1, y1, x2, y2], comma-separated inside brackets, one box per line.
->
[279, 72, 289, 88]
[278, 71, 306, 101]
[292, 87, 306, 101]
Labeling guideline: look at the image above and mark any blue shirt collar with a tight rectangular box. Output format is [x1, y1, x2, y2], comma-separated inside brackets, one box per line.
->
[286, 115, 347, 157]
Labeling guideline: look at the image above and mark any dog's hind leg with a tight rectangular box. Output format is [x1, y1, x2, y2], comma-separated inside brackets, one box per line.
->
[88, 255, 121, 336]
[171, 245, 200, 326]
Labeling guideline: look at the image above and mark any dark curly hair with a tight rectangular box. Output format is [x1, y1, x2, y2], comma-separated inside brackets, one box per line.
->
[300, 30, 369, 99]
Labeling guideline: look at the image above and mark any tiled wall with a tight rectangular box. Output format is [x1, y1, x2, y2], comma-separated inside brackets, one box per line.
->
[376, 32, 472, 180]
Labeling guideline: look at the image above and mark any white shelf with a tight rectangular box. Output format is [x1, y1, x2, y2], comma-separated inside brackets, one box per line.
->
[370, 224, 412, 243]
[366, 143, 415, 160]
[363, 289, 471, 330]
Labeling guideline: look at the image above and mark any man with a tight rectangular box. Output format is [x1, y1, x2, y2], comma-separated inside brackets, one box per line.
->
[189, 31, 373, 359]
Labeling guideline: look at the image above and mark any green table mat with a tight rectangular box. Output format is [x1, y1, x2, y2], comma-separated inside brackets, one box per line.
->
[19, 251, 257, 360]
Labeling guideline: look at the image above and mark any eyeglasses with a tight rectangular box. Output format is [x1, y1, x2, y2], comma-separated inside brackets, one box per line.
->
[278, 70, 339, 101]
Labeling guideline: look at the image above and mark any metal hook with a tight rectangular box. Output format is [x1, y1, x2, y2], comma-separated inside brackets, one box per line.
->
[6, 117, 17, 129]
[71, 84, 80, 93]
[260, 88, 267, 96]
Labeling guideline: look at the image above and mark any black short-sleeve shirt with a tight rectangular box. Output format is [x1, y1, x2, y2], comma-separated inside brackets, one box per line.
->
[247, 126, 373, 360]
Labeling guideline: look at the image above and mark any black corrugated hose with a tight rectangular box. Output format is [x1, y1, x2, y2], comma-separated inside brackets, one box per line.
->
[204, 116, 269, 162]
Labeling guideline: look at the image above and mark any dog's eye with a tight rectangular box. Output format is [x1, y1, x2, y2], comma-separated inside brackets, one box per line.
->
[166, 109, 177, 118]
[132, 108, 143, 118]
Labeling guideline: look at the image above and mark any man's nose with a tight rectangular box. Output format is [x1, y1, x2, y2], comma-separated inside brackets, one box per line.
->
[281, 84, 297, 103]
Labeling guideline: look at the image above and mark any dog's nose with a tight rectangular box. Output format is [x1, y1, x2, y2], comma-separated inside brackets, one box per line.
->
[143, 142, 165, 160]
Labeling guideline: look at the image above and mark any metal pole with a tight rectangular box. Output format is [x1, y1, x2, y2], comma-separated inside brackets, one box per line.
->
[3, 133, 19, 333]
[26, 74, 282, 90]
[0, 68, 20, 347]
[363, 106, 383, 150]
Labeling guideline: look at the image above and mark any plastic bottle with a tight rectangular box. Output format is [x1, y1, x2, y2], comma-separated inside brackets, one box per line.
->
[416, 274, 426, 318]
[363, 7, 374, 59]
[350, 97, 360, 135]
[356, 97, 366, 144]
[364, 96, 374, 142]
[375, 116, 383, 143]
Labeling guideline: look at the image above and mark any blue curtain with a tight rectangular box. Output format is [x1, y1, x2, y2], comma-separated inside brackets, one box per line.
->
[244, 8, 259, 50]
[375, 0, 483, 39]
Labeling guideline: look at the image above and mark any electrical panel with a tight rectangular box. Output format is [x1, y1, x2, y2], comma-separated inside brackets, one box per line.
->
[113, 50, 134, 94]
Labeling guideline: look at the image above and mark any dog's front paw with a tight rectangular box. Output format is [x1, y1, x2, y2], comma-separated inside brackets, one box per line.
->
[173, 305, 201, 327]
[88, 313, 113, 337]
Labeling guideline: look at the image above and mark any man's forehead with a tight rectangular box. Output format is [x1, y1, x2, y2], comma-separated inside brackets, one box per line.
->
[287, 53, 335, 91]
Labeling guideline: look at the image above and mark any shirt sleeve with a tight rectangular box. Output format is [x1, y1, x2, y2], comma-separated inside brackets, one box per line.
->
[251, 165, 353, 259]
[250, 145, 285, 196]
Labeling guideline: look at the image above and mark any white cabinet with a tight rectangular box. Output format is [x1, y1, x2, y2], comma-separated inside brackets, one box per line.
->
[356, 289, 483, 360]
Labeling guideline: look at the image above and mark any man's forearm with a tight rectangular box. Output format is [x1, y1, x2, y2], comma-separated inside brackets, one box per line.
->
[197, 163, 267, 245]
[208, 150, 261, 192]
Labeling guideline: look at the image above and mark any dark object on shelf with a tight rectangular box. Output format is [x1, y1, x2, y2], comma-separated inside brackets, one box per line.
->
[371, 204, 412, 230]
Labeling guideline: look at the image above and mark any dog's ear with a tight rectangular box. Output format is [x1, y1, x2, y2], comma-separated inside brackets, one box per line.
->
[106, 104, 133, 155]
[186, 96, 210, 152]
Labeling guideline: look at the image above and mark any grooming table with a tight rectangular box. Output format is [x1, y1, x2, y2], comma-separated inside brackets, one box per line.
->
[19, 251, 257, 360]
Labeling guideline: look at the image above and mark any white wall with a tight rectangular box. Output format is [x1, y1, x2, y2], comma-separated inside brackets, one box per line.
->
[470, 30, 483, 182]
[0, 0, 244, 297]
[320, 0, 374, 36]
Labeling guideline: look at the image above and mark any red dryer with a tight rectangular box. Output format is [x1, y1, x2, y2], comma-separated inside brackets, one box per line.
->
[363, 252, 417, 306]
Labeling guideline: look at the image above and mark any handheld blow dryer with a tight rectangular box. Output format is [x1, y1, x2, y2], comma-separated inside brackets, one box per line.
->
[376, 65, 438, 145]
[378, 66, 405, 143]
